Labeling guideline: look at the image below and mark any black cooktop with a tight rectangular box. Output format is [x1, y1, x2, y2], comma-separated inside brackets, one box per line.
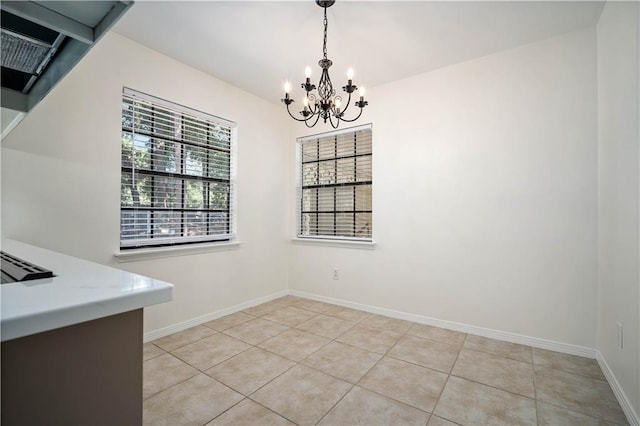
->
[0, 251, 54, 284]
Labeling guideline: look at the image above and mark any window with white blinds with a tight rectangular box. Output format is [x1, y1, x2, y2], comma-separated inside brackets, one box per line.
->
[120, 88, 236, 249]
[298, 124, 372, 241]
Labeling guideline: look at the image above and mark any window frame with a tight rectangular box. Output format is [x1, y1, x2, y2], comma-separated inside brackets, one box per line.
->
[296, 123, 373, 242]
[119, 87, 237, 250]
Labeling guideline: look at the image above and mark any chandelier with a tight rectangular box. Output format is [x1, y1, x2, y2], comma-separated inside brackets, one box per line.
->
[281, 0, 368, 128]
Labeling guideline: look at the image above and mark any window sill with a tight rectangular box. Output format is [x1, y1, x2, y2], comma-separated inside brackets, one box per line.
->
[291, 238, 376, 250]
[114, 241, 242, 262]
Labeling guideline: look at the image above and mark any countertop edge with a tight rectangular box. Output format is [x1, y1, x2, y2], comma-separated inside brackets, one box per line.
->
[1, 286, 173, 342]
[1, 239, 175, 342]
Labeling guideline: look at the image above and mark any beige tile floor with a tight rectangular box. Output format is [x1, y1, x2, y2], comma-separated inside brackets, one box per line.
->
[143, 296, 629, 426]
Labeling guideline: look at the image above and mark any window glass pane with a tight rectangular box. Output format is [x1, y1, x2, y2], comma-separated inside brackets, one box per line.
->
[317, 187, 334, 212]
[209, 151, 230, 179]
[209, 212, 229, 233]
[185, 211, 208, 236]
[153, 211, 181, 238]
[355, 156, 372, 182]
[184, 144, 208, 176]
[121, 172, 151, 207]
[336, 134, 355, 157]
[120, 210, 151, 240]
[302, 163, 318, 186]
[335, 187, 354, 211]
[125, 101, 153, 133]
[209, 182, 229, 210]
[302, 141, 318, 162]
[317, 213, 334, 235]
[337, 158, 355, 184]
[302, 188, 317, 211]
[122, 133, 151, 170]
[355, 185, 372, 211]
[153, 107, 180, 140]
[318, 138, 335, 160]
[122, 99, 134, 129]
[356, 213, 372, 237]
[186, 180, 205, 209]
[300, 213, 317, 236]
[318, 160, 335, 185]
[151, 139, 178, 173]
[336, 213, 354, 237]
[153, 176, 182, 208]
[355, 131, 372, 155]
[183, 116, 209, 146]
[209, 124, 231, 151]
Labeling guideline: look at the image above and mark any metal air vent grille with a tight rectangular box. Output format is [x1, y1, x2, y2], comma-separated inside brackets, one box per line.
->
[1, 29, 52, 75]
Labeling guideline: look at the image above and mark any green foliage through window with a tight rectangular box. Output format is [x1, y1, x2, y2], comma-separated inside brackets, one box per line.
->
[120, 88, 235, 248]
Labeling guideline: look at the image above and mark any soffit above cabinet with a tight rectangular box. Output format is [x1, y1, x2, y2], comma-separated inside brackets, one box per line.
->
[0, 1, 132, 115]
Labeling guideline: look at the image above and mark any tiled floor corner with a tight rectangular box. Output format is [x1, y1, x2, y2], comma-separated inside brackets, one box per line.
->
[143, 296, 630, 426]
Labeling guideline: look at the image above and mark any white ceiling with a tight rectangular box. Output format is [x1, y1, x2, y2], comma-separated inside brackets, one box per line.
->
[114, 1, 604, 105]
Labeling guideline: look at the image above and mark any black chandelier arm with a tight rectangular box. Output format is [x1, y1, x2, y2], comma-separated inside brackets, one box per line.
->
[336, 91, 353, 116]
[306, 93, 321, 115]
[285, 102, 314, 123]
[334, 105, 366, 123]
[304, 113, 322, 128]
[285, 102, 323, 128]
[327, 113, 340, 129]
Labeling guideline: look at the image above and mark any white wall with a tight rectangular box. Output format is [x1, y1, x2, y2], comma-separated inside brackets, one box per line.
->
[3, 12, 633, 393]
[597, 1, 640, 416]
[289, 27, 599, 348]
[1, 32, 290, 333]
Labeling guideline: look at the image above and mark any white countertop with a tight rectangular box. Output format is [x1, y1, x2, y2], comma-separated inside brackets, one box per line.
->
[1, 239, 174, 341]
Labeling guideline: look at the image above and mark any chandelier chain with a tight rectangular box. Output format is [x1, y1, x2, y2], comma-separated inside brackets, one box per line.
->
[322, 7, 328, 60]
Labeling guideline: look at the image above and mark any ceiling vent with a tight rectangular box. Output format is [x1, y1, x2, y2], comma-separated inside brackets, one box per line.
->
[0, 1, 133, 115]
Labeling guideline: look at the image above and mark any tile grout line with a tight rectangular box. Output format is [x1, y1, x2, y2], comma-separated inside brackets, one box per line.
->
[153, 326, 219, 353]
[285, 306, 367, 425]
[534, 398, 629, 426]
[533, 356, 540, 426]
[197, 390, 246, 426]
[144, 296, 625, 425]
[346, 316, 434, 414]
[142, 364, 200, 402]
[213, 299, 354, 424]
[428, 331, 469, 423]
[312, 313, 412, 424]
[205, 298, 319, 425]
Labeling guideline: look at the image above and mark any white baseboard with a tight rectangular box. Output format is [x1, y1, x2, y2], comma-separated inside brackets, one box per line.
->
[290, 290, 597, 358]
[596, 351, 640, 426]
[143, 289, 288, 342]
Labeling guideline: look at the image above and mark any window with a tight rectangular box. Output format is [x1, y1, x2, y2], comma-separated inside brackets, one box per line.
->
[297, 124, 372, 241]
[120, 88, 235, 249]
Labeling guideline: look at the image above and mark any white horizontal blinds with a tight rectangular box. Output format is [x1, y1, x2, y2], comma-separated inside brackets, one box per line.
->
[120, 88, 235, 248]
[299, 125, 372, 240]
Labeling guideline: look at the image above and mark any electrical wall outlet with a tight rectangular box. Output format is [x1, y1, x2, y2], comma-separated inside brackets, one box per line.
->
[332, 268, 339, 280]
[617, 322, 624, 349]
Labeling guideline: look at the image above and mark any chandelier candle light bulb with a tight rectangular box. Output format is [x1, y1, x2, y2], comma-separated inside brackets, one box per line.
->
[280, 0, 368, 128]
[284, 81, 291, 102]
